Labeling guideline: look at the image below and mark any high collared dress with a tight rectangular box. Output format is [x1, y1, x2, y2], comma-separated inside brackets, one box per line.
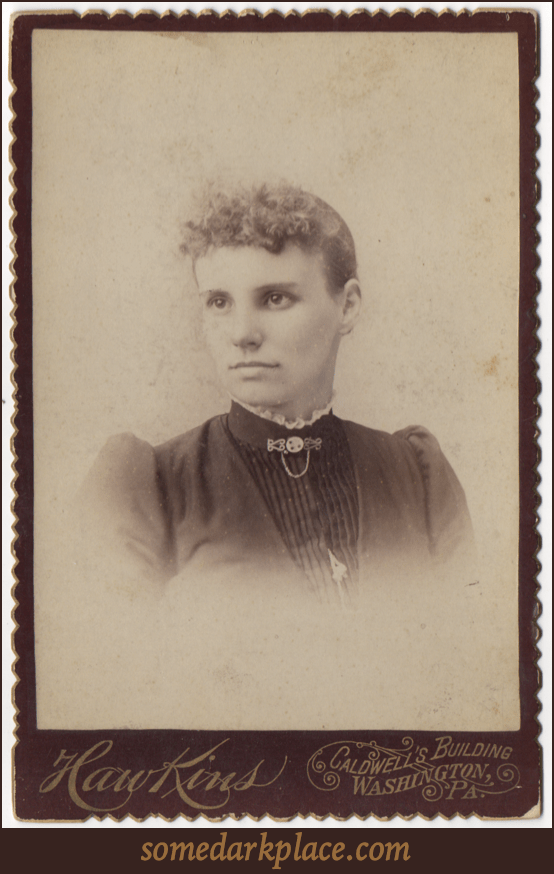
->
[77, 402, 473, 604]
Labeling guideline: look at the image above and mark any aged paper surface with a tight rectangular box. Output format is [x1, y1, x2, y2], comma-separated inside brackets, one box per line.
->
[31, 29, 520, 731]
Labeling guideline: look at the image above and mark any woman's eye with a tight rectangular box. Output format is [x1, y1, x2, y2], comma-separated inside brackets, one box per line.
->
[266, 293, 292, 308]
[207, 296, 229, 310]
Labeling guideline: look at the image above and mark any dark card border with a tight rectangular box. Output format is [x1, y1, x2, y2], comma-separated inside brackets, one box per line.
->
[9, 7, 542, 821]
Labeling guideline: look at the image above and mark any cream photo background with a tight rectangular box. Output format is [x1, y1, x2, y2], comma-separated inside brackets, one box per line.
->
[31, 30, 521, 729]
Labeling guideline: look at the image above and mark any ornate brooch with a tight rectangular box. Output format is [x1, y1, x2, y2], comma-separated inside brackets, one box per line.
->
[267, 436, 322, 478]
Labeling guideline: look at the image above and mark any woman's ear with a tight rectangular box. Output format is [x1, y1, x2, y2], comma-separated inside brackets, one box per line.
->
[338, 278, 362, 335]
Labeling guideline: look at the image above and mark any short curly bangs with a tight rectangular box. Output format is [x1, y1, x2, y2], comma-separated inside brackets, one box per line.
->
[180, 183, 358, 294]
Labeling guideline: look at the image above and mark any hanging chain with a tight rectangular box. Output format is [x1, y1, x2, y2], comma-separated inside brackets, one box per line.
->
[281, 450, 311, 478]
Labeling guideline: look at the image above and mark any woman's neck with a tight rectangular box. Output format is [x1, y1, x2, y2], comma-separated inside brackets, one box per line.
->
[229, 393, 335, 430]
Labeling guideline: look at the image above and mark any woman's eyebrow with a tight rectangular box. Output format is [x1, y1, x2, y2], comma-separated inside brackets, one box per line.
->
[255, 282, 299, 293]
[200, 283, 299, 296]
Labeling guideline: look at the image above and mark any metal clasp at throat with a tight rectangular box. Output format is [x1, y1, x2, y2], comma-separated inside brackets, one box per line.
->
[267, 435, 322, 478]
[267, 436, 322, 455]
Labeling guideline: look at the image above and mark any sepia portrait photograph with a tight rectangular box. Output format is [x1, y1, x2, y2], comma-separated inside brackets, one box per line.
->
[28, 21, 522, 735]
[8, 4, 544, 823]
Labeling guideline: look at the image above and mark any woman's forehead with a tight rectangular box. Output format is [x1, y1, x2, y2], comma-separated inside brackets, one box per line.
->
[194, 243, 326, 292]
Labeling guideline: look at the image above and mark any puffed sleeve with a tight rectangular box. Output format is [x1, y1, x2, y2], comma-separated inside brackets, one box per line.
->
[74, 433, 175, 584]
[394, 425, 474, 560]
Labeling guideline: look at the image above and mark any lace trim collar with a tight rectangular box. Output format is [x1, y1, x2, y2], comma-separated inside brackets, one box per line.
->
[228, 392, 335, 430]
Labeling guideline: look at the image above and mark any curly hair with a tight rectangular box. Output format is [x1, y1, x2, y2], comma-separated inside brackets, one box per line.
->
[180, 182, 358, 293]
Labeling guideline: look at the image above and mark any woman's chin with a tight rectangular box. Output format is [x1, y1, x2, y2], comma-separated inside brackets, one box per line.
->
[229, 385, 288, 411]
[236, 394, 284, 411]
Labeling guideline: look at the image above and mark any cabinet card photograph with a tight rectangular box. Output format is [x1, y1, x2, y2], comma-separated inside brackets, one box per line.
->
[10, 8, 541, 820]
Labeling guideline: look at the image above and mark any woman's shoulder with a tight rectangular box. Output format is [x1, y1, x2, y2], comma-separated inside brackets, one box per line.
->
[340, 417, 467, 503]
[341, 417, 473, 556]
[82, 432, 158, 498]
[154, 416, 221, 454]
[340, 418, 443, 467]
[153, 415, 230, 479]
[79, 416, 224, 503]
[98, 415, 224, 464]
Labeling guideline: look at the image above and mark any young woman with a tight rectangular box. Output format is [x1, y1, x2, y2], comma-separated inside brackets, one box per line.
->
[79, 183, 473, 606]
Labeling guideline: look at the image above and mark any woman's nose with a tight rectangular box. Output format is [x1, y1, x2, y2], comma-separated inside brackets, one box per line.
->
[230, 310, 263, 349]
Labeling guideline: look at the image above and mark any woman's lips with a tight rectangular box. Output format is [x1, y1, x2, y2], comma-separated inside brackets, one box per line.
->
[230, 362, 279, 369]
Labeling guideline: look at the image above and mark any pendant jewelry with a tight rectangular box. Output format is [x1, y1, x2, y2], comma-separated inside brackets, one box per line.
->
[328, 549, 348, 587]
[267, 435, 322, 479]
[328, 549, 348, 607]
[281, 450, 311, 478]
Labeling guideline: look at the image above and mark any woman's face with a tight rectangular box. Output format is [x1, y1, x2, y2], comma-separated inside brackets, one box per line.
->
[195, 243, 359, 420]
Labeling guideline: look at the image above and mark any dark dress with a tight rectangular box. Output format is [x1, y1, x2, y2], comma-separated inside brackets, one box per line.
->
[77, 402, 473, 604]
